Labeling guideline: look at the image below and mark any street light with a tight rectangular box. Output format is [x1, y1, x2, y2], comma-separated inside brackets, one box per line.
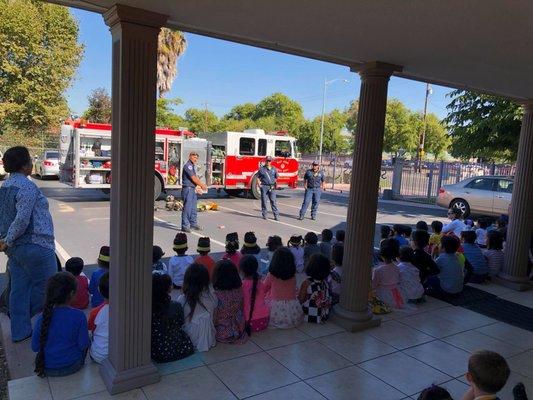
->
[319, 78, 349, 166]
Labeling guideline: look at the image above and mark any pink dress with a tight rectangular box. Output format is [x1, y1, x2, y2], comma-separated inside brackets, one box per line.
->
[242, 279, 270, 332]
[263, 274, 303, 328]
[223, 252, 242, 266]
[372, 263, 404, 309]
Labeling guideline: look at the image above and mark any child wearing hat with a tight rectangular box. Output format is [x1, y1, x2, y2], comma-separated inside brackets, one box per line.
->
[65, 257, 89, 310]
[195, 237, 215, 278]
[152, 245, 167, 275]
[288, 235, 304, 273]
[89, 246, 110, 308]
[241, 232, 261, 262]
[168, 233, 194, 289]
[222, 232, 242, 266]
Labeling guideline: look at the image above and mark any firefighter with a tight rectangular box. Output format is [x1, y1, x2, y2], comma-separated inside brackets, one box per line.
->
[257, 156, 279, 220]
[298, 160, 325, 221]
[181, 151, 207, 233]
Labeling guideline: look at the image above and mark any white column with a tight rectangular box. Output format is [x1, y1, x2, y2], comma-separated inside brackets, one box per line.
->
[333, 62, 401, 331]
[496, 101, 533, 291]
[100, 5, 167, 394]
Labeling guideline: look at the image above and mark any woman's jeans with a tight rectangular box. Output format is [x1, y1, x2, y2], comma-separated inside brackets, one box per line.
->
[8, 244, 57, 341]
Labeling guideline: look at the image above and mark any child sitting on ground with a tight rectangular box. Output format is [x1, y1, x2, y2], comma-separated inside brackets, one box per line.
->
[416, 221, 429, 231]
[261, 235, 283, 276]
[411, 230, 440, 285]
[417, 385, 452, 400]
[392, 224, 409, 246]
[88, 272, 109, 363]
[151, 273, 194, 363]
[328, 243, 343, 305]
[32, 272, 89, 377]
[65, 257, 89, 309]
[89, 246, 110, 307]
[212, 260, 248, 343]
[195, 237, 215, 278]
[304, 232, 321, 264]
[334, 229, 345, 245]
[372, 239, 404, 309]
[264, 247, 303, 328]
[428, 235, 464, 295]
[461, 230, 489, 283]
[299, 254, 332, 323]
[475, 218, 489, 248]
[319, 229, 333, 259]
[241, 231, 261, 263]
[397, 246, 425, 303]
[484, 231, 505, 277]
[288, 235, 305, 273]
[240, 255, 270, 333]
[462, 350, 510, 400]
[380, 225, 392, 241]
[168, 233, 194, 290]
[222, 232, 242, 266]
[177, 263, 217, 352]
[152, 245, 167, 275]
[429, 221, 443, 258]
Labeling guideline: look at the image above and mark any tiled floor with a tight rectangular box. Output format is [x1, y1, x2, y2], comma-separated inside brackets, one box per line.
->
[7, 295, 533, 400]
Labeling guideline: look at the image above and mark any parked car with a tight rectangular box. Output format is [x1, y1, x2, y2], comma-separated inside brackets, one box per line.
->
[34, 150, 60, 179]
[0, 151, 5, 180]
[436, 175, 513, 217]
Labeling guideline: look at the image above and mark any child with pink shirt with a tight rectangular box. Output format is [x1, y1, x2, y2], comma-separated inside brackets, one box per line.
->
[222, 232, 242, 266]
[263, 247, 303, 328]
[239, 255, 269, 333]
[372, 238, 405, 309]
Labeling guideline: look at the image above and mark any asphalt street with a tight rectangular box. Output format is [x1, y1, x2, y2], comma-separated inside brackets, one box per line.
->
[0, 177, 449, 287]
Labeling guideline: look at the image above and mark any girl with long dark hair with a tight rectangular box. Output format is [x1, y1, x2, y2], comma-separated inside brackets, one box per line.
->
[239, 255, 269, 334]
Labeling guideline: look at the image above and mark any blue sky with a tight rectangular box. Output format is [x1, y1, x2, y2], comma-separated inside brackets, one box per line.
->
[67, 8, 453, 121]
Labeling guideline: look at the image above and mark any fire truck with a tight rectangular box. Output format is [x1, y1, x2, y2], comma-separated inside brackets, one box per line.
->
[59, 121, 299, 200]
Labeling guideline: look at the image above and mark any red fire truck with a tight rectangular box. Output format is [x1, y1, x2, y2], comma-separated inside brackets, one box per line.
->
[59, 121, 299, 200]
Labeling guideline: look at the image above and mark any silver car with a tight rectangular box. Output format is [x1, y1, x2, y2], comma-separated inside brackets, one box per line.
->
[35, 150, 60, 179]
[436, 175, 513, 217]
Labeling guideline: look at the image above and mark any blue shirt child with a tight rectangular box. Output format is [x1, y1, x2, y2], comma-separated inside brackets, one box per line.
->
[89, 268, 108, 307]
[462, 243, 489, 276]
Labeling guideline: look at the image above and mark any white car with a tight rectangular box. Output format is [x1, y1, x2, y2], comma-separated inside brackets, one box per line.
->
[436, 175, 513, 217]
[0, 151, 5, 180]
[35, 150, 60, 179]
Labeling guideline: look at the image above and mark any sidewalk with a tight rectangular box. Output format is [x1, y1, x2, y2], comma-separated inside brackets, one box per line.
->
[5, 281, 533, 400]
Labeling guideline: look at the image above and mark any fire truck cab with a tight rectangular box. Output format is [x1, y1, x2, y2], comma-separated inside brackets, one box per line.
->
[201, 129, 299, 199]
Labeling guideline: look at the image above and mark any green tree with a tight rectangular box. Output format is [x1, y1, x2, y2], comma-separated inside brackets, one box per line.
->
[156, 97, 185, 128]
[224, 103, 256, 121]
[184, 108, 220, 133]
[383, 99, 419, 155]
[445, 90, 522, 161]
[0, 0, 83, 133]
[82, 88, 112, 123]
[413, 113, 450, 160]
[253, 93, 305, 133]
[157, 28, 186, 98]
[295, 110, 349, 154]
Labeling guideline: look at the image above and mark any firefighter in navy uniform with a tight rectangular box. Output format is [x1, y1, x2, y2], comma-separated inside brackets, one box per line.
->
[181, 151, 207, 233]
[298, 160, 325, 221]
[256, 156, 279, 220]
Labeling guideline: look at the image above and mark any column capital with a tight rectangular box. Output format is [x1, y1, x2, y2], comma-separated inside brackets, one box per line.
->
[519, 100, 533, 111]
[104, 4, 168, 29]
[350, 61, 403, 78]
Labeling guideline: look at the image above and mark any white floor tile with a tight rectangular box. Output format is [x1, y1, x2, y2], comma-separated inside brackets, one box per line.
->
[251, 327, 311, 350]
[296, 321, 345, 338]
[442, 330, 525, 357]
[74, 388, 147, 399]
[48, 362, 106, 400]
[246, 382, 326, 400]
[318, 331, 397, 363]
[403, 340, 471, 377]
[7, 375, 52, 400]
[367, 320, 434, 350]
[476, 323, 533, 350]
[507, 350, 533, 379]
[200, 340, 262, 365]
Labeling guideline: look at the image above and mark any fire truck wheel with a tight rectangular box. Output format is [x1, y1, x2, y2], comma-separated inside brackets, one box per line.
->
[250, 175, 261, 200]
[154, 175, 163, 201]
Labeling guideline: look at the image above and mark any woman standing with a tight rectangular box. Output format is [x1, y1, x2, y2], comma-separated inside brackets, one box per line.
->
[0, 147, 57, 342]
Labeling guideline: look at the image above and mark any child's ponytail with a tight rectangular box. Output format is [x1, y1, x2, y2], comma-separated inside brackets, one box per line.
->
[35, 301, 54, 377]
[245, 271, 258, 336]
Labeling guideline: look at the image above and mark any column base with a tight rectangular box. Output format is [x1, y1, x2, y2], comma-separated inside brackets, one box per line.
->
[332, 304, 381, 332]
[100, 358, 160, 395]
[493, 272, 532, 292]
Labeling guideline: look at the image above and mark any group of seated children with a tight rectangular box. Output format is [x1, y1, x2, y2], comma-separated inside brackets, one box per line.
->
[30, 228, 344, 376]
[372, 209, 507, 310]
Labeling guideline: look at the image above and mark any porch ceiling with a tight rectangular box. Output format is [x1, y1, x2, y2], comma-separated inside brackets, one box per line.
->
[52, 0, 532, 100]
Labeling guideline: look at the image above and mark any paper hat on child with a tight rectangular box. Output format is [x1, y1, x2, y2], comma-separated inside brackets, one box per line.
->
[173, 233, 188, 251]
[197, 237, 211, 252]
[98, 246, 110, 266]
[153, 245, 165, 260]
[225, 232, 239, 244]
[243, 232, 257, 247]
[289, 235, 303, 245]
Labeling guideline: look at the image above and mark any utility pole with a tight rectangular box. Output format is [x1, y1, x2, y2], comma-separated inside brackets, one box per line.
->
[202, 101, 209, 133]
[417, 83, 431, 172]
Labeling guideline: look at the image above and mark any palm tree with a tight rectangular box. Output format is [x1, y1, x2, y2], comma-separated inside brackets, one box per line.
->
[157, 28, 187, 98]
